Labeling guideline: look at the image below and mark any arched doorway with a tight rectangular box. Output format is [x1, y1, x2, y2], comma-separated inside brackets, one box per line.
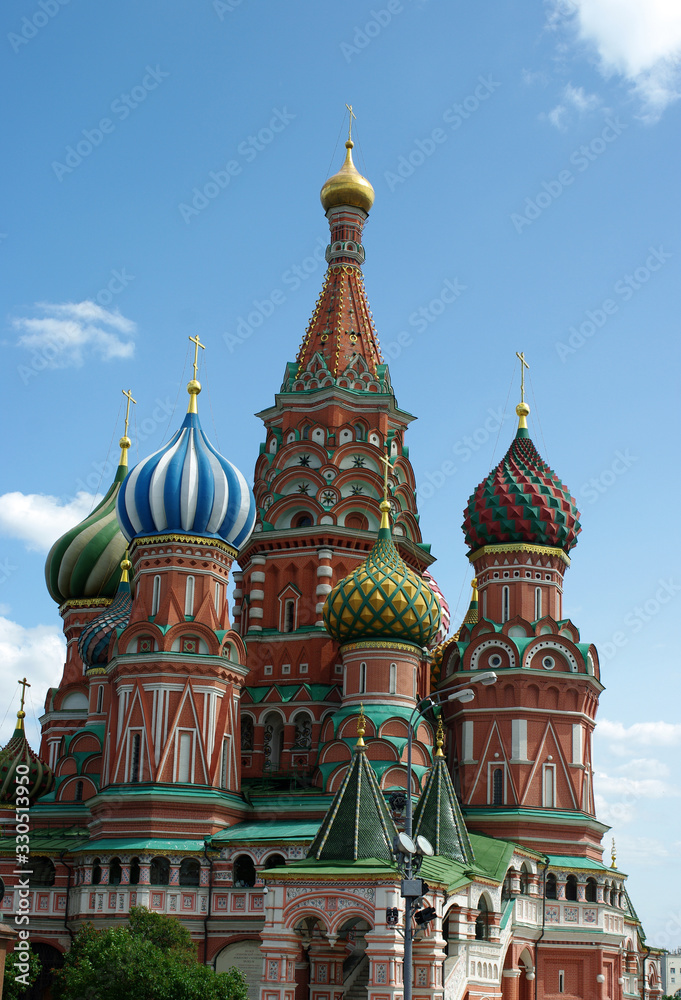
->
[25, 942, 64, 1000]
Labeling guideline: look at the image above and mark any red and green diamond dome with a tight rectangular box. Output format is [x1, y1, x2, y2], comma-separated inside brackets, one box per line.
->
[463, 404, 581, 554]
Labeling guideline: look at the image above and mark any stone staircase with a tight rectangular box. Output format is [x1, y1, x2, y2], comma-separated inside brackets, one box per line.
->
[344, 955, 370, 1000]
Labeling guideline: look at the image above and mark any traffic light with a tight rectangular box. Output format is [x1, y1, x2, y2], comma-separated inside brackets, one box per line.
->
[419, 879, 430, 897]
[414, 906, 437, 926]
[386, 906, 399, 926]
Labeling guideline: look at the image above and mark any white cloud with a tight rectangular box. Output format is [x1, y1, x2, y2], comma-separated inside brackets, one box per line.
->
[12, 300, 136, 367]
[0, 491, 102, 553]
[615, 757, 670, 778]
[597, 718, 681, 747]
[0, 617, 65, 746]
[547, 0, 681, 118]
[547, 82, 602, 127]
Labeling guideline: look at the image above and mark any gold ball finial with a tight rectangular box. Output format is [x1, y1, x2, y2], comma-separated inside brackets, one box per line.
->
[516, 402, 530, 418]
[119, 435, 131, 450]
[120, 558, 133, 573]
[17, 710, 25, 721]
[434, 716, 445, 758]
[187, 379, 201, 396]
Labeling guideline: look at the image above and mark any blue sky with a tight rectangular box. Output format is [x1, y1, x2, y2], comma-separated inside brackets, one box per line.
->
[1, 0, 679, 945]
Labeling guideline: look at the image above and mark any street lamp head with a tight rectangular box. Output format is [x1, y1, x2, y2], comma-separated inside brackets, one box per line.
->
[477, 671, 498, 685]
[396, 832, 416, 856]
[416, 835, 434, 857]
[448, 688, 475, 703]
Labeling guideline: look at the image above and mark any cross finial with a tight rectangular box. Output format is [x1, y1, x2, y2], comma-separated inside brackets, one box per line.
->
[16, 677, 30, 730]
[189, 335, 205, 381]
[611, 837, 617, 868]
[515, 351, 530, 404]
[379, 449, 391, 505]
[345, 103, 356, 142]
[122, 389, 136, 438]
[435, 716, 445, 758]
[355, 704, 366, 750]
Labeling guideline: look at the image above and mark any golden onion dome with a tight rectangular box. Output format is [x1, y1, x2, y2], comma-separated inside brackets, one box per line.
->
[323, 502, 440, 647]
[320, 140, 375, 214]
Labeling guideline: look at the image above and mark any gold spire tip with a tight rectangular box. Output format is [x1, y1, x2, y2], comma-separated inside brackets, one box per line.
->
[379, 452, 392, 529]
[434, 716, 445, 758]
[120, 551, 132, 583]
[345, 103, 356, 142]
[120, 389, 136, 466]
[471, 578, 479, 601]
[355, 704, 366, 750]
[187, 335, 206, 413]
[17, 677, 31, 731]
[515, 352, 530, 430]
[611, 837, 617, 868]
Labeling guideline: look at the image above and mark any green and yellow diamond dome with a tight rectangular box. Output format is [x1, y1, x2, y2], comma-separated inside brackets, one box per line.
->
[324, 502, 441, 647]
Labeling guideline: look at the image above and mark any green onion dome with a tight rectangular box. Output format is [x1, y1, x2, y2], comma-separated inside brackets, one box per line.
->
[0, 711, 55, 807]
[462, 404, 581, 554]
[45, 447, 129, 605]
[324, 502, 441, 647]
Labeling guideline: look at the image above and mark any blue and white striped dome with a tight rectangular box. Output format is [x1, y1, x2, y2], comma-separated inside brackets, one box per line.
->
[116, 410, 255, 551]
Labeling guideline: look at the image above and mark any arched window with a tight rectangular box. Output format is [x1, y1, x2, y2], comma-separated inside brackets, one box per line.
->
[129, 857, 140, 885]
[92, 859, 102, 885]
[29, 857, 56, 887]
[521, 862, 532, 894]
[345, 512, 368, 532]
[151, 575, 161, 616]
[354, 424, 364, 441]
[263, 853, 286, 870]
[534, 587, 542, 620]
[233, 854, 256, 888]
[565, 874, 577, 901]
[359, 662, 367, 694]
[585, 877, 597, 903]
[184, 576, 195, 617]
[475, 897, 489, 940]
[283, 599, 295, 632]
[130, 733, 141, 783]
[241, 716, 254, 752]
[492, 767, 504, 805]
[502, 586, 510, 623]
[150, 857, 169, 886]
[294, 513, 313, 528]
[109, 858, 122, 886]
[502, 868, 515, 901]
[214, 582, 222, 613]
[74, 780, 84, 802]
[302, 426, 309, 440]
[179, 859, 200, 887]
[263, 714, 284, 770]
[546, 873, 557, 900]
[96, 686, 104, 714]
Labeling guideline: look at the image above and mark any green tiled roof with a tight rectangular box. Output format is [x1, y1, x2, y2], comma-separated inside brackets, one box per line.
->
[212, 820, 320, 844]
[413, 755, 474, 866]
[545, 854, 625, 874]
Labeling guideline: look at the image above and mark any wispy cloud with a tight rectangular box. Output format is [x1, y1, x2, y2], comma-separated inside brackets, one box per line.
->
[12, 300, 136, 367]
[547, 0, 681, 120]
[598, 718, 681, 748]
[0, 491, 102, 553]
[547, 81, 602, 128]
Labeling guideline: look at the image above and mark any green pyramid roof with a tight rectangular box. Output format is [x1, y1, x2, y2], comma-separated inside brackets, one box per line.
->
[307, 742, 397, 863]
[412, 753, 475, 866]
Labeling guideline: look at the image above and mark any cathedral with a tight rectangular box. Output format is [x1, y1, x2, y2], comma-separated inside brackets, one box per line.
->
[0, 129, 664, 1000]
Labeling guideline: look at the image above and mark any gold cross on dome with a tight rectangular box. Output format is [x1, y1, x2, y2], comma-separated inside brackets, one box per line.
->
[345, 103, 356, 141]
[189, 334, 206, 381]
[379, 450, 391, 504]
[122, 388, 136, 437]
[18, 677, 31, 713]
[516, 351, 530, 404]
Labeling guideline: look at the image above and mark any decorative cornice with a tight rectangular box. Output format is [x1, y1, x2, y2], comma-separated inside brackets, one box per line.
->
[468, 542, 571, 567]
[61, 598, 113, 611]
[341, 640, 422, 654]
[130, 534, 238, 559]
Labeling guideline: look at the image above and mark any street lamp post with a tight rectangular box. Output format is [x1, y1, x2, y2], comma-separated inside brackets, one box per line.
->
[397, 671, 497, 1000]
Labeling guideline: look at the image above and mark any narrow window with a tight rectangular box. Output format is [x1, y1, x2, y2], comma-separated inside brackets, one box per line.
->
[221, 735, 232, 788]
[462, 720, 474, 761]
[482, 589, 488, 618]
[412, 667, 417, 700]
[130, 733, 141, 783]
[585, 878, 597, 903]
[92, 859, 102, 885]
[151, 575, 161, 616]
[534, 587, 542, 620]
[546, 873, 557, 899]
[359, 662, 367, 694]
[492, 767, 504, 805]
[184, 576, 195, 617]
[214, 581, 222, 613]
[502, 586, 510, 623]
[582, 770, 590, 811]
[96, 686, 104, 714]
[559, 971, 565, 994]
[543, 764, 555, 807]
[572, 724, 583, 765]
[284, 599, 295, 633]
[74, 780, 83, 802]
[129, 858, 140, 885]
[566, 874, 577, 901]
[389, 663, 397, 695]
[511, 719, 527, 761]
[475, 898, 489, 940]
[177, 732, 192, 782]
[109, 858, 122, 886]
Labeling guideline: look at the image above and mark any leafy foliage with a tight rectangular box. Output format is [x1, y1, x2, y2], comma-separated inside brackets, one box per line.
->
[2, 947, 42, 1000]
[52, 907, 249, 1000]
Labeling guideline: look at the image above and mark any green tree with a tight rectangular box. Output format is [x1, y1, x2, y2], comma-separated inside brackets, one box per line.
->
[52, 907, 249, 1000]
[2, 948, 41, 1000]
